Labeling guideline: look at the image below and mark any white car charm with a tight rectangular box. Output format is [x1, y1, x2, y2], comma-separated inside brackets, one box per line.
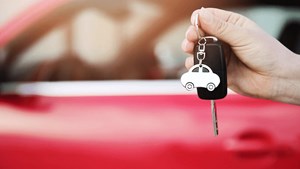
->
[181, 64, 220, 91]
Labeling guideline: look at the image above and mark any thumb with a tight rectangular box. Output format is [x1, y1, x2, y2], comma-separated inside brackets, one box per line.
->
[197, 8, 242, 46]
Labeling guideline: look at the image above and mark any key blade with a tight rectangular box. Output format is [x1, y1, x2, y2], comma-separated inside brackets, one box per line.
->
[211, 100, 219, 136]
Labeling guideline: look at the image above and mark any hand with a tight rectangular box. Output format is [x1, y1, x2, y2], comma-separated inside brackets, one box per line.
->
[181, 8, 300, 105]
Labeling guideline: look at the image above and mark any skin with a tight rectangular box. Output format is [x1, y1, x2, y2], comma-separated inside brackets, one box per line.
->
[181, 7, 300, 105]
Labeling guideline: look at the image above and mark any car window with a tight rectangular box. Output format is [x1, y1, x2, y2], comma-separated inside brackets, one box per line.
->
[4, 2, 180, 81]
[202, 67, 209, 73]
[13, 8, 119, 68]
[9, 26, 67, 80]
[192, 67, 199, 72]
[72, 9, 119, 65]
[6, 8, 122, 81]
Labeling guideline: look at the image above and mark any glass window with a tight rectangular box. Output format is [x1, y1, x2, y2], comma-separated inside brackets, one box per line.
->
[202, 67, 209, 73]
[72, 9, 119, 65]
[192, 67, 199, 72]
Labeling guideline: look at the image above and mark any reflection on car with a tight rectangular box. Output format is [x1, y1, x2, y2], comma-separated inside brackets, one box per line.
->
[181, 64, 220, 91]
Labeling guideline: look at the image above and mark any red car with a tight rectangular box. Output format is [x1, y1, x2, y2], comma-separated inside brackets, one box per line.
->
[0, 1, 300, 169]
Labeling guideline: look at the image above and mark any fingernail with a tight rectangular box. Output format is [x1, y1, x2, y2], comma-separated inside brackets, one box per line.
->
[185, 28, 190, 38]
[185, 56, 194, 69]
[191, 14, 195, 25]
[181, 39, 188, 51]
[200, 7, 213, 24]
[185, 26, 193, 38]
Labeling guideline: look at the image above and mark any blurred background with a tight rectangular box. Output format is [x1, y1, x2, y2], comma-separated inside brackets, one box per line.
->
[1, 1, 300, 169]
[0, 0, 299, 82]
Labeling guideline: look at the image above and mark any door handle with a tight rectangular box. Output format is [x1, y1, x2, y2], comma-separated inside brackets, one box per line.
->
[225, 130, 274, 158]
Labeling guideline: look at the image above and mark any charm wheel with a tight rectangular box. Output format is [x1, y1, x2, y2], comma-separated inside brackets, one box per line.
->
[207, 83, 215, 91]
[185, 82, 194, 91]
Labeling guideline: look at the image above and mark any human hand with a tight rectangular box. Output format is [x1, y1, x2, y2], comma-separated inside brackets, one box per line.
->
[181, 8, 300, 105]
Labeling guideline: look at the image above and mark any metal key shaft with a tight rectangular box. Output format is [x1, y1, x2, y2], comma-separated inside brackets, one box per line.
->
[211, 100, 218, 136]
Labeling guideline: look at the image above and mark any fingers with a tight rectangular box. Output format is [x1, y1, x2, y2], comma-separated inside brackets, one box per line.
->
[191, 8, 247, 47]
[181, 26, 198, 54]
[183, 7, 246, 56]
[182, 25, 205, 54]
[183, 8, 250, 70]
[185, 56, 194, 69]
[185, 25, 198, 42]
[191, 8, 249, 27]
[186, 25, 205, 42]
[181, 25, 197, 54]
[181, 39, 194, 54]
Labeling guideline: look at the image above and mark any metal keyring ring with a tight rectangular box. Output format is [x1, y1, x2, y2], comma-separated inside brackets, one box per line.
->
[198, 37, 207, 45]
[197, 52, 206, 61]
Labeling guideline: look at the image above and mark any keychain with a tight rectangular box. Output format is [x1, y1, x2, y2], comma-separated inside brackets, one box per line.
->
[180, 14, 227, 136]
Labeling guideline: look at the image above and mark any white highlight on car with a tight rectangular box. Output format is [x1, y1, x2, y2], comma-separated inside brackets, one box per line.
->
[181, 64, 220, 91]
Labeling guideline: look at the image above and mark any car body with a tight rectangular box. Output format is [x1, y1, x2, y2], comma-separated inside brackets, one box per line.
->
[0, 81, 300, 169]
[181, 64, 220, 91]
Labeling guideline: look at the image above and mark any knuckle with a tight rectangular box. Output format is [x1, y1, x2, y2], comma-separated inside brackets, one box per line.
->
[216, 20, 229, 36]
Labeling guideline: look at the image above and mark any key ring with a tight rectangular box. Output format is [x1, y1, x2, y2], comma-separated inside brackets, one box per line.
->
[196, 37, 206, 63]
[197, 53, 205, 66]
[194, 14, 206, 64]
[198, 37, 207, 52]
[198, 37, 207, 45]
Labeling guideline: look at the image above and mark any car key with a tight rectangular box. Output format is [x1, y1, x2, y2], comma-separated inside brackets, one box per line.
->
[194, 36, 226, 136]
[180, 14, 227, 136]
[193, 36, 227, 100]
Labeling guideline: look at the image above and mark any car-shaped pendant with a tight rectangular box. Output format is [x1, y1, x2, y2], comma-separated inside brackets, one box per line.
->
[181, 64, 220, 91]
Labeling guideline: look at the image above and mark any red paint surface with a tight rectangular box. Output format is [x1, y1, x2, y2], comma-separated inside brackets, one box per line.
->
[0, 94, 300, 169]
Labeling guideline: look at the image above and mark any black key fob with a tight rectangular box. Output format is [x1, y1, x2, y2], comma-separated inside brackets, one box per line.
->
[193, 37, 227, 100]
